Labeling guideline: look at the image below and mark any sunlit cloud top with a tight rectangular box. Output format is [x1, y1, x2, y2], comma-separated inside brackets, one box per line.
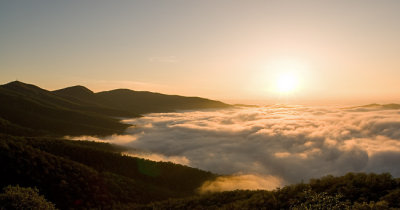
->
[75, 105, 400, 186]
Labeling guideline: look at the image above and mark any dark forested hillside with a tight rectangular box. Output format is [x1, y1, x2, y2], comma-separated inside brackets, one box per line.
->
[0, 135, 216, 209]
[54, 86, 230, 114]
[0, 81, 131, 136]
[145, 173, 400, 209]
[0, 81, 230, 136]
[2, 132, 400, 209]
[93, 89, 230, 114]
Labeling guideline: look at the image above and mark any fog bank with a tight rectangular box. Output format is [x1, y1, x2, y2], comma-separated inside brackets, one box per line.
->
[73, 105, 400, 189]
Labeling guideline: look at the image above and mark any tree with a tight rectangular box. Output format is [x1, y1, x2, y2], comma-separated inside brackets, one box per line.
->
[0, 185, 56, 210]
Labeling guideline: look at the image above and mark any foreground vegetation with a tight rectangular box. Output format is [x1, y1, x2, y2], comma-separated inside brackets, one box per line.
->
[145, 173, 400, 209]
[0, 185, 56, 210]
[0, 134, 215, 209]
[0, 134, 399, 209]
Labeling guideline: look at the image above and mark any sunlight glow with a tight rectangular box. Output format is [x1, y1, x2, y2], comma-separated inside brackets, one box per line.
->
[276, 72, 299, 94]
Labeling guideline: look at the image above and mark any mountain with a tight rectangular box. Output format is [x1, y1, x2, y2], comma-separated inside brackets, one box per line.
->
[54, 86, 230, 114]
[360, 103, 400, 109]
[52, 85, 138, 117]
[0, 81, 230, 136]
[0, 81, 131, 136]
[346, 103, 400, 111]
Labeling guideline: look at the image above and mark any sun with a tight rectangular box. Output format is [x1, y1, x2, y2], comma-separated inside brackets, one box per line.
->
[256, 58, 306, 95]
[276, 72, 299, 94]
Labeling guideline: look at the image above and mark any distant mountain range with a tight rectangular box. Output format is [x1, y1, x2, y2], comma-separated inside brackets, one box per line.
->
[0, 81, 230, 136]
[345, 103, 400, 111]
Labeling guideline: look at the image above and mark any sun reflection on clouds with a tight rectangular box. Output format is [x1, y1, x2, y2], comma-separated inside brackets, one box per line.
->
[199, 174, 284, 193]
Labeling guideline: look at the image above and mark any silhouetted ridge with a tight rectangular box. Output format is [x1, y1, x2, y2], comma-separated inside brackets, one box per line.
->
[52, 85, 98, 106]
[0, 81, 230, 136]
[347, 103, 400, 110]
[96, 88, 230, 114]
[3, 81, 49, 95]
[54, 85, 94, 97]
[0, 81, 131, 136]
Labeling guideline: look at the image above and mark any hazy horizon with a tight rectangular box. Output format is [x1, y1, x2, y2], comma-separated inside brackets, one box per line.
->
[1, 80, 398, 106]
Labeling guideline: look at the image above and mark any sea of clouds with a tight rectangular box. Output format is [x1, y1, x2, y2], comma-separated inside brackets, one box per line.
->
[72, 105, 400, 191]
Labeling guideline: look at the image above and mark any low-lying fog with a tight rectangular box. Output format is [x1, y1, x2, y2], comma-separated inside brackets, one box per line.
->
[71, 105, 400, 191]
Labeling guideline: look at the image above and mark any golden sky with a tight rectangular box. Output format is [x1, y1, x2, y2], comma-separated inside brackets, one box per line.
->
[1, 0, 399, 104]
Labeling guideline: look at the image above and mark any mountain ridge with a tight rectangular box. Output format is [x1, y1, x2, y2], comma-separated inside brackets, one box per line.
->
[54, 84, 230, 114]
[345, 103, 400, 111]
[0, 81, 231, 136]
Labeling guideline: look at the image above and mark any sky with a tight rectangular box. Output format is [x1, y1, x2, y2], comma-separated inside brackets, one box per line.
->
[1, 0, 399, 104]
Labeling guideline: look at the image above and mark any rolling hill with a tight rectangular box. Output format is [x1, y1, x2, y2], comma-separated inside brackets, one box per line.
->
[53, 85, 230, 114]
[0, 81, 230, 136]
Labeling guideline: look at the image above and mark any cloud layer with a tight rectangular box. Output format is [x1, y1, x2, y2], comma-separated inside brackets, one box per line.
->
[76, 105, 400, 189]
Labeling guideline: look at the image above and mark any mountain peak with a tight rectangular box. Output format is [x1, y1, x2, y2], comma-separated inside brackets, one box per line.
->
[4, 80, 35, 87]
[6, 80, 24, 85]
[53, 85, 94, 96]
[1, 80, 47, 94]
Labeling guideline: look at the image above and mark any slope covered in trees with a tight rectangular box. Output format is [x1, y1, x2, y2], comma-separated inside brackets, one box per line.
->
[0, 185, 56, 209]
[0, 134, 216, 209]
[145, 173, 400, 209]
[1, 134, 400, 209]
[0, 81, 230, 136]
[0, 81, 131, 136]
[54, 86, 230, 114]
